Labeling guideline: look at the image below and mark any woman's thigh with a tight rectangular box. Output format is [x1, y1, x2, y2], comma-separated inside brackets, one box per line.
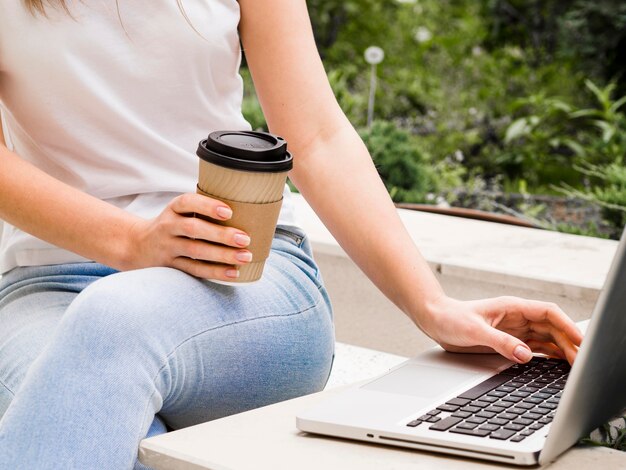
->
[32, 232, 334, 429]
[0, 263, 114, 417]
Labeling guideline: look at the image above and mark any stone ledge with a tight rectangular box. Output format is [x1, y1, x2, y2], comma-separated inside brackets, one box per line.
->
[292, 194, 618, 301]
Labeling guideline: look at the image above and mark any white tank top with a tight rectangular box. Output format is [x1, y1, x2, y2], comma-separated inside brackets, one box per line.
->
[0, 1, 297, 273]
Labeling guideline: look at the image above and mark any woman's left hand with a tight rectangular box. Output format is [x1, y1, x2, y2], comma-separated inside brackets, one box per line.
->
[419, 295, 584, 365]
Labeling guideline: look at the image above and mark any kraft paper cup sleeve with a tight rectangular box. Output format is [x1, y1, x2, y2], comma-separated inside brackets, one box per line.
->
[196, 186, 283, 280]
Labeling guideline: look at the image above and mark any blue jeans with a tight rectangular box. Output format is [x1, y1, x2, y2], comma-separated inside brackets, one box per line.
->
[0, 227, 334, 469]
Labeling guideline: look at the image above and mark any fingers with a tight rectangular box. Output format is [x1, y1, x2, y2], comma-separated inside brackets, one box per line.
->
[174, 238, 252, 266]
[171, 257, 241, 281]
[169, 193, 251, 250]
[525, 340, 566, 360]
[174, 214, 251, 248]
[164, 194, 254, 275]
[480, 324, 533, 364]
[508, 297, 583, 346]
[490, 297, 582, 364]
[170, 193, 232, 221]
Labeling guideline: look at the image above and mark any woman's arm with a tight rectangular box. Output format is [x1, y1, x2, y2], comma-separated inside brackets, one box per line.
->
[0, 136, 252, 280]
[239, 0, 583, 363]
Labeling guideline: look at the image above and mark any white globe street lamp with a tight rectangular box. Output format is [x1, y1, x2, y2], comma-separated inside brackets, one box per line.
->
[364, 46, 385, 128]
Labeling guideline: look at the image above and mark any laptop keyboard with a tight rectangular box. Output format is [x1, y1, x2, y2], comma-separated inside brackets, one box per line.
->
[406, 357, 570, 443]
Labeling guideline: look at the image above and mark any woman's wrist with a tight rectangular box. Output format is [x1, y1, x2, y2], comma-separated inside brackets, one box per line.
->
[403, 289, 449, 339]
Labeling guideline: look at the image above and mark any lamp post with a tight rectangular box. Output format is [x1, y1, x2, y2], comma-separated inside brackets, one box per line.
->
[364, 46, 385, 128]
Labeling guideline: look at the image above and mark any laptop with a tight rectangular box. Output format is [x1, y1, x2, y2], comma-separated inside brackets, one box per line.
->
[297, 227, 626, 466]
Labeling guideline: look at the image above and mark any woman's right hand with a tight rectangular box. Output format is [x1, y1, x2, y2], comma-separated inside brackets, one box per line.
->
[125, 193, 252, 281]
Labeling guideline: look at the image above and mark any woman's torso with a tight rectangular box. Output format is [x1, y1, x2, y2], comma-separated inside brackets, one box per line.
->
[0, 0, 296, 273]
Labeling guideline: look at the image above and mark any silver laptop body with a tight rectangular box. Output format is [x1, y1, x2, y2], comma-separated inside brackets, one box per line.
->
[297, 228, 626, 466]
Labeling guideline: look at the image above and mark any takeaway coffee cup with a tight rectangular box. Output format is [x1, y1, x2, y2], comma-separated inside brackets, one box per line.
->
[196, 130, 293, 283]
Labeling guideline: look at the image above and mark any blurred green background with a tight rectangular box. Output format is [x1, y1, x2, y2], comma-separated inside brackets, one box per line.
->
[242, 0, 626, 239]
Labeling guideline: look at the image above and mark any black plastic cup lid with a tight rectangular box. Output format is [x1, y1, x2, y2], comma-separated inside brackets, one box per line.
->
[197, 131, 293, 173]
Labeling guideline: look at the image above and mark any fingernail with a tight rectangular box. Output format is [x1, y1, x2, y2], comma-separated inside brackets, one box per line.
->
[514, 345, 532, 363]
[226, 268, 240, 278]
[235, 251, 252, 263]
[234, 233, 250, 247]
[216, 206, 232, 220]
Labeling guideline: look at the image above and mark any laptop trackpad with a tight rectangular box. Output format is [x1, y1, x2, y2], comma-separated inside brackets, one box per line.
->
[361, 363, 479, 399]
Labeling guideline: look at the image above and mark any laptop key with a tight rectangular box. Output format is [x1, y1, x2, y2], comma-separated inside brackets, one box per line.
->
[520, 429, 535, 436]
[461, 405, 481, 414]
[508, 407, 528, 415]
[457, 374, 511, 400]
[512, 417, 533, 426]
[429, 416, 462, 431]
[511, 435, 526, 442]
[516, 402, 535, 410]
[514, 377, 532, 384]
[479, 424, 501, 432]
[493, 401, 514, 409]
[436, 404, 460, 412]
[426, 416, 441, 423]
[538, 402, 558, 410]
[446, 397, 471, 407]
[534, 378, 554, 385]
[427, 409, 442, 416]
[476, 411, 497, 419]
[487, 391, 507, 398]
[479, 395, 499, 403]
[488, 417, 509, 426]
[530, 407, 551, 416]
[523, 412, 543, 420]
[449, 427, 491, 437]
[470, 400, 491, 409]
[523, 397, 543, 405]
[456, 422, 478, 430]
[538, 417, 553, 425]
[530, 423, 545, 430]
[502, 396, 523, 403]
[504, 423, 525, 432]
[466, 416, 487, 425]
[407, 419, 422, 427]
[485, 406, 506, 414]
[451, 411, 472, 419]
[489, 429, 517, 440]
[499, 413, 518, 420]
[495, 385, 516, 393]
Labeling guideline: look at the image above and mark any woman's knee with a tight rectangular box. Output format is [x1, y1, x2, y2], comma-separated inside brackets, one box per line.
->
[57, 267, 198, 359]
[162, 299, 335, 428]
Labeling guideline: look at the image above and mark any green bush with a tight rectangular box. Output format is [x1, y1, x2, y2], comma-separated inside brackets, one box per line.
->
[358, 120, 463, 203]
[501, 80, 626, 188]
[238, 1, 626, 238]
[559, 162, 626, 238]
[240, 68, 267, 131]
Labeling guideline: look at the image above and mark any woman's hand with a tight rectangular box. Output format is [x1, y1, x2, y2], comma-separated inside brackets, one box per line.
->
[420, 295, 584, 365]
[125, 193, 252, 281]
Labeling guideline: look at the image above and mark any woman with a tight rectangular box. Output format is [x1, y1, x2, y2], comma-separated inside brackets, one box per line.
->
[0, 1, 582, 468]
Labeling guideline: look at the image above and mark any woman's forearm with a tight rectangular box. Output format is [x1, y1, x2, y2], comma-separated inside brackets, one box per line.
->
[289, 122, 445, 327]
[0, 144, 140, 270]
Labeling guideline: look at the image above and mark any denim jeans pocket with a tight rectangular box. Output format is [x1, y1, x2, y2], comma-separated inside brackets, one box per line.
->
[274, 225, 306, 248]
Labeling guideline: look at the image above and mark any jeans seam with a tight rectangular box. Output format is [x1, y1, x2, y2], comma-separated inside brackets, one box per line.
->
[0, 377, 15, 397]
[136, 291, 326, 443]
